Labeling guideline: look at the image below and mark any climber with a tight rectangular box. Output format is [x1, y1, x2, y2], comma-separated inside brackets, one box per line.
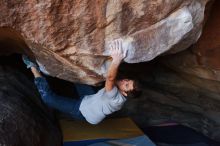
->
[22, 39, 142, 124]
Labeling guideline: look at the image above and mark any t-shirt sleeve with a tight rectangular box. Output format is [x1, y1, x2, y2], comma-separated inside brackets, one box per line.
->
[105, 86, 118, 98]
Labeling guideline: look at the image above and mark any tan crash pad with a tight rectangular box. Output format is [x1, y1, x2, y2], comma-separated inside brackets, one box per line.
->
[60, 117, 144, 142]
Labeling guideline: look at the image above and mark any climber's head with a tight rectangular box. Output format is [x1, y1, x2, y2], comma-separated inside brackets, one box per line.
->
[116, 77, 142, 98]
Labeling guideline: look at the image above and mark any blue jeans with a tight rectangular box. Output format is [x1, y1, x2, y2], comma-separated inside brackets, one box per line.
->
[34, 77, 95, 120]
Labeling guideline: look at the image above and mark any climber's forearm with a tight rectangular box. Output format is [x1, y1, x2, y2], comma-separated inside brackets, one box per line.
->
[106, 59, 121, 81]
[105, 59, 121, 91]
[105, 39, 125, 91]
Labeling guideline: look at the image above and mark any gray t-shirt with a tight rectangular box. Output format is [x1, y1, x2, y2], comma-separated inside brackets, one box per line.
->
[79, 86, 126, 124]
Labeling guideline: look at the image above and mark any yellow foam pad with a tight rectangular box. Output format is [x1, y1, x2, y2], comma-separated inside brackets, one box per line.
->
[60, 117, 144, 142]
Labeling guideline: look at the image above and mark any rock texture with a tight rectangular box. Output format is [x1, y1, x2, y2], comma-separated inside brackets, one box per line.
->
[0, 0, 210, 84]
[0, 56, 62, 146]
[116, 62, 220, 142]
[115, 2, 220, 141]
[164, 0, 220, 82]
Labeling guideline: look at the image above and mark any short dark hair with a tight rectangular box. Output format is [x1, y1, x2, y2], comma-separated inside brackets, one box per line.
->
[125, 79, 142, 98]
[116, 74, 142, 98]
[116, 72, 142, 98]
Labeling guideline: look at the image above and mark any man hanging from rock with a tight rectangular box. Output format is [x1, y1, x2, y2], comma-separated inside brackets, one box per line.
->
[22, 39, 141, 124]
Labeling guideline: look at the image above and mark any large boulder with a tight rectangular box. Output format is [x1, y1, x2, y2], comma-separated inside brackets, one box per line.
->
[164, 0, 220, 82]
[0, 0, 211, 84]
[0, 57, 62, 146]
[117, 62, 220, 142]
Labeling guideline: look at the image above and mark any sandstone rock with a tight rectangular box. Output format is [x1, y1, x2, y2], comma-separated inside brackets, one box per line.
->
[116, 62, 220, 142]
[164, 0, 220, 82]
[0, 0, 210, 84]
[0, 57, 62, 146]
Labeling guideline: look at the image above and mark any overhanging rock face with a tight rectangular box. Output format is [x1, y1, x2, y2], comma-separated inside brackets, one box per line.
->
[0, 0, 210, 84]
[164, 0, 220, 82]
